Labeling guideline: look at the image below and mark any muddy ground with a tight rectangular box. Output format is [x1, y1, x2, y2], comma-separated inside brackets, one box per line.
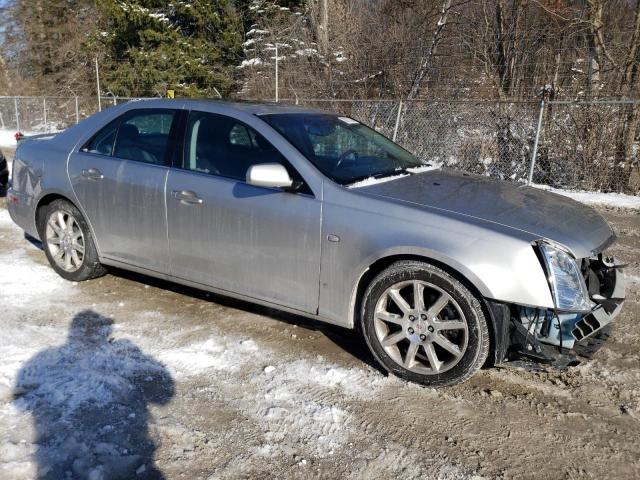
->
[0, 150, 638, 479]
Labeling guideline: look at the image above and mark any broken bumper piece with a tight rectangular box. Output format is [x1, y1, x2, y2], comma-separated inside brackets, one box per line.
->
[510, 256, 626, 366]
[572, 260, 625, 342]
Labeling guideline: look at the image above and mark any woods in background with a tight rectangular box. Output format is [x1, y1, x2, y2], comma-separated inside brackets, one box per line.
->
[238, 0, 640, 102]
[0, 0, 639, 192]
[1, 0, 639, 101]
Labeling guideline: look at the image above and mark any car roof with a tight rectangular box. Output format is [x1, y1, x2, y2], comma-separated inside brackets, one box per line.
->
[128, 98, 333, 116]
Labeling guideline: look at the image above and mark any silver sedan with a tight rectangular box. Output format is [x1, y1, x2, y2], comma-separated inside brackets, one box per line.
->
[7, 99, 626, 386]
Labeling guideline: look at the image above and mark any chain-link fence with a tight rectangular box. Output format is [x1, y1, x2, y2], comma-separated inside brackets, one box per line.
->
[297, 99, 640, 195]
[0, 96, 146, 134]
[1, 96, 638, 194]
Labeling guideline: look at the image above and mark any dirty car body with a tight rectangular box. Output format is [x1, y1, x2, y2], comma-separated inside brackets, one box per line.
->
[6, 99, 626, 385]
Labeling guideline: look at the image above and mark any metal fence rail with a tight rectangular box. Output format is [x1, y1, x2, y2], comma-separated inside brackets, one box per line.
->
[295, 98, 640, 194]
[0, 96, 145, 133]
[0, 96, 638, 194]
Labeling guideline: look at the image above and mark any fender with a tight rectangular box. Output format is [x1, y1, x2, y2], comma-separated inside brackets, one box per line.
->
[346, 245, 495, 329]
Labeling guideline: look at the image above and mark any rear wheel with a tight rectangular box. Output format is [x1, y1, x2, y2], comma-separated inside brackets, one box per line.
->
[361, 261, 489, 387]
[38, 199, 106, 281]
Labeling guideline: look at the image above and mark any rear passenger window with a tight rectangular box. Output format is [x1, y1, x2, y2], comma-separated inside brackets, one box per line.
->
[113, 110, 177, 165]
[184, 111, 286, 180]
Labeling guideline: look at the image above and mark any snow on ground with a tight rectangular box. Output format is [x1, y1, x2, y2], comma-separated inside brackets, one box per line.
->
[0, 211, 70, 306]
[0, 209, 14, 227]
[1, 191, 639, 478]
[533, 183, 640, 209]
[0, 202, 490, 479]
[0, 130, 17, 149]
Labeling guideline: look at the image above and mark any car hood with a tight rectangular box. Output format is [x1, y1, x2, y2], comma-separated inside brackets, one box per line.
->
[354, 169, 614, 258]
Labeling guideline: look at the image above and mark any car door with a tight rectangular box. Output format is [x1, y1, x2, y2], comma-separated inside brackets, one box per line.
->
[68, 108, 181, 273]
[166, 110, 322, 314]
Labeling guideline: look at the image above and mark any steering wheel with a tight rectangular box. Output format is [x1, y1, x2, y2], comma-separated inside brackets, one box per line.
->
[334, 149, 358, 170]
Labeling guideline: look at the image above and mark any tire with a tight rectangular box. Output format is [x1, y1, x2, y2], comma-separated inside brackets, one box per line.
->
[37, 199, 107, 282]
[361, 260, 489, 387]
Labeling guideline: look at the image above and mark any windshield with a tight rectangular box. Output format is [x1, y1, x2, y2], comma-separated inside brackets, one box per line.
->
[261, 113, 427, 185]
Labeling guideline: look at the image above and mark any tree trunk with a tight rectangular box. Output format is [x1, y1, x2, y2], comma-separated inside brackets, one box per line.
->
[318, 0, 329, 56]
[406, 0, 453, 100]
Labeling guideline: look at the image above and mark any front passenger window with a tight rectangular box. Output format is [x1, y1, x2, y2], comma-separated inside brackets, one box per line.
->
[184, 112, 284, 180]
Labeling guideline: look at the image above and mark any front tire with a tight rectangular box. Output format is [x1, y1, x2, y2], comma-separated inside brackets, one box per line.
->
[361, 261, 489, 387]
[38, 199, 107, 282]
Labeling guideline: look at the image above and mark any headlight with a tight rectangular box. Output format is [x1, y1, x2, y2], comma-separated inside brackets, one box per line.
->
[538, 242, 591, 312]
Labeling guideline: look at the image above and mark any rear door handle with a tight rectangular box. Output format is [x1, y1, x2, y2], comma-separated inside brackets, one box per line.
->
[81, 168, 103, 180]
[171, 190, 203, 205]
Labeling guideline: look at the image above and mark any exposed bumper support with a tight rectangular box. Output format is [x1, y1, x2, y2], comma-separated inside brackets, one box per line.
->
[572, 262, 625, 342]
[499, 255, 626, 366]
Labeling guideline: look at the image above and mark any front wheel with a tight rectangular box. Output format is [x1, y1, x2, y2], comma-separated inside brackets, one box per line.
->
[361, 261, 489, 387]
[38, 199, 107, 282]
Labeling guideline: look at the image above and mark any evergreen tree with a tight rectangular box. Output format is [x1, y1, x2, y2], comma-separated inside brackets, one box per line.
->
[2, 0, 97, 95]
[96, 0, 243, 97]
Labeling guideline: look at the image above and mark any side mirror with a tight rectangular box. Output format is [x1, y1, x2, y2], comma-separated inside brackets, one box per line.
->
[246, 163, 296, 190]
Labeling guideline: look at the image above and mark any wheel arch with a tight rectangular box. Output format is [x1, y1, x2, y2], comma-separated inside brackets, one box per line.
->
[35, 192, 77, 232]
[350, 252, 506, 367]
[33, 192, 101, 257]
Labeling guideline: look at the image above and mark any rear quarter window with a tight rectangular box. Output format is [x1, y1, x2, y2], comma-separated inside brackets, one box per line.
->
[82, 120, 119, 156]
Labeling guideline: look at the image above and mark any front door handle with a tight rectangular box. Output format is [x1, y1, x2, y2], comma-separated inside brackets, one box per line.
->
[171, 190, 203, 205]
[81, 168, 103, 180]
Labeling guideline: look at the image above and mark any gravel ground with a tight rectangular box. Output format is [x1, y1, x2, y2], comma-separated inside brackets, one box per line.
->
[0, 157, 638, 479]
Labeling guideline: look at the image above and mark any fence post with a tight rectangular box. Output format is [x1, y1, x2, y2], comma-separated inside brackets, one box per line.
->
[14, 97, 20, 132]
[75, 96, 80, 123]
[527, 99, 545, 186]
[392, 100, 404, 142]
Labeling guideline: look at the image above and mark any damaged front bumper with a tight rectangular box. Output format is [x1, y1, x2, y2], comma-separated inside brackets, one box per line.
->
[491, 253, 626, 367]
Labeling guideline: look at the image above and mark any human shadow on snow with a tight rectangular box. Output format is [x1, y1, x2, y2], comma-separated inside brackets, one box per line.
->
[13, 310, 174, 479]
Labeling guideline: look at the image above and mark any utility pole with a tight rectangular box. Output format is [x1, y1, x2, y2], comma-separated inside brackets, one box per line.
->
[275, 43, 279, 102]
[95, 57, 102, 112]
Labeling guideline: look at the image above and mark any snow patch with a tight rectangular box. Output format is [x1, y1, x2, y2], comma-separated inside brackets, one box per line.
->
[158, 337, 258, 378]
[406, 164, 440, 174]
[347, 173, 409, 189]
[0, 129, 17, 148]
[0, 247, 69, 308]
[239, 57, 263, 68]
[533, 184, 640, 209]
[148, 12, 169, 23]
[347, 164, 440, 188]
[0, 209, 14, 227]
[276, 359, 388, 397]
[246, 28, 269, 36]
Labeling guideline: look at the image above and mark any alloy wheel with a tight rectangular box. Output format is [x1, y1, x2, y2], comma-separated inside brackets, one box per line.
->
[45, 210, 86, 272]
[373, 280, 469, 374]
